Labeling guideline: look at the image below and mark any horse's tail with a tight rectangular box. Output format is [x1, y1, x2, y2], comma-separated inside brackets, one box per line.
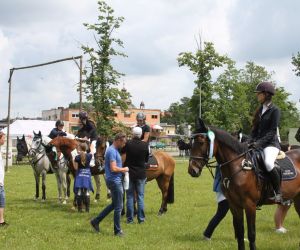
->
[167, 173, 174, 204]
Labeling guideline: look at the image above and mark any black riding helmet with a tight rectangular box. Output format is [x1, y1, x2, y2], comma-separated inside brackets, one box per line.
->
[55, 120, 64, 127]
[79, 111, 88, 120]
[254, 82, 275, 95]
[136, 112, 146, 120]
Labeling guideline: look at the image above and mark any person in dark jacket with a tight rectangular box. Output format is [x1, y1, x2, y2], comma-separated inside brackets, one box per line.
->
[124, 127, 149, 224]
[248, 81, 282, 202]
[77, 111, 97, 166]
[48, 120, 67, 139]
[136, 113, 150, 143]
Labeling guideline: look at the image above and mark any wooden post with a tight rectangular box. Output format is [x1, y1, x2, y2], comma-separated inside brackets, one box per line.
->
[5, 69, 14, 171]
[79, 56, 83, 111]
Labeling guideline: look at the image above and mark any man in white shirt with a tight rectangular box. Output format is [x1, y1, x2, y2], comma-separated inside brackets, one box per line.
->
[0, 131, 8, 227]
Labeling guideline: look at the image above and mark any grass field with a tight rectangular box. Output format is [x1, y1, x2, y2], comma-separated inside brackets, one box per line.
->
[1, 159, 299, 250]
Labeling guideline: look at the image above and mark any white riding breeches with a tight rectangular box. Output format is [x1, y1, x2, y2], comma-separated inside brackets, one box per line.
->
[263, 146, 279, 172]
[90, 140, 96, 167]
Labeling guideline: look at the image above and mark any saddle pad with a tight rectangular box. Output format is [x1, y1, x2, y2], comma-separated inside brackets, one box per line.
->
[277, 156, 297, 181]
[146, 155, 158, 169]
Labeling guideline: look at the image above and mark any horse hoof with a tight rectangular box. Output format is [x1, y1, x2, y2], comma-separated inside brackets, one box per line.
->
[33, 197, 38, 201]
[41, 199, 46, 203]
[94, 199, 98, 203]
[71, 206, 76, 211]
[157, 211, 164, 216]
[62, 200, 67, 205]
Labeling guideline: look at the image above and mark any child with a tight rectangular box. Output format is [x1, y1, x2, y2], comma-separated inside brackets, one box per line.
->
[73, 143, 94, 212]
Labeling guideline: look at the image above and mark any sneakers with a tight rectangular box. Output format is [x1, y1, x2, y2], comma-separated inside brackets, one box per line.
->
[115, 231, 125, 237]
[90, 220, 100, 233]
[275, 227, 287, 234]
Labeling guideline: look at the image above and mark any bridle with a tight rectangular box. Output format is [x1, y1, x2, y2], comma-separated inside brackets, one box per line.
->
[28, 136, 46, 166]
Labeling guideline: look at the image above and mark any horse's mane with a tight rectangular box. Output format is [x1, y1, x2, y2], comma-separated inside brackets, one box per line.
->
[211, 127, 248, 154]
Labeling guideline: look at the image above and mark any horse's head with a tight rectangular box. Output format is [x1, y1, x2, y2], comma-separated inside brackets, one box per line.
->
[188, 118, 212, 177]
[29, 131, 43, 157]
[16, 135, 28, 160]
[95, 136, 108, 169]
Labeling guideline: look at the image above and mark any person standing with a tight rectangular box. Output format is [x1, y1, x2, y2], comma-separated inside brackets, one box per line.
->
[90, 133, 128, 236]
[124, 127, 149, 224]
[248, 81, 282, 202]
[203, 166, 229, 240]
[73, 143, 94, 212]
[0, 131, 8, 227]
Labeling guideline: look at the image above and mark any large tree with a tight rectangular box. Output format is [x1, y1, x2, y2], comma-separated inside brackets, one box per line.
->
[177, 41, 228, 120]
[82, 1, 129, 137]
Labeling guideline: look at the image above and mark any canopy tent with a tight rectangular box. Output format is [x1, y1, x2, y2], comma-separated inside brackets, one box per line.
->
[2, 119, 56, 138]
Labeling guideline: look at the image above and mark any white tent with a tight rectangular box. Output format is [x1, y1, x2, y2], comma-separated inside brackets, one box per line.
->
[2, 119, 56, 138]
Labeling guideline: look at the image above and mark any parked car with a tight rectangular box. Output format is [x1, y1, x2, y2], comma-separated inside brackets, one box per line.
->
[149, 141, 166, 149]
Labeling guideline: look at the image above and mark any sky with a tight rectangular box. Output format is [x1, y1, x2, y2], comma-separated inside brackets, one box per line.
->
[0, 0, 300, 119]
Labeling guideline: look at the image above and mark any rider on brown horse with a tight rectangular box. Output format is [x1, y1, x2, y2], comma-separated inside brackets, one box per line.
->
[247, 81, 282, 203]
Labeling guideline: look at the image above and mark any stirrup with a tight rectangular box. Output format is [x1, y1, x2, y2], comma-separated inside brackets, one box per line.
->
[270, 193, 282, 203]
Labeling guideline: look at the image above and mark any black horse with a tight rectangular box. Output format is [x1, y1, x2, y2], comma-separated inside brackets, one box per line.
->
[177, 139, 191, 157]
[16, 135, 29, 164]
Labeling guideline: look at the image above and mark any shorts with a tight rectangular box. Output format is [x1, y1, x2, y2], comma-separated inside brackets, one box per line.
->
[0, 186, 5, 208]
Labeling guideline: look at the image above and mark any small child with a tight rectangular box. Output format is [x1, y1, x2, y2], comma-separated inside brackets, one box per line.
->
[73, 143, 94, 212]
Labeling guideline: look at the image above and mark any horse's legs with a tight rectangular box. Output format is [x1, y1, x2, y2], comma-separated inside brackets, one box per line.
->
[41, 170, 47, 201]
[54, 171, 62, 202]
[245, 202, 257, 250]
[156, 175, 171, 215]
[231, 207, 245, 250]
[293, 193, 300, 217]
[93, 174, 101, 201]
[66, 173, 71, 198]
[34, 171, 39, 200]
[60, 169, 68, 204]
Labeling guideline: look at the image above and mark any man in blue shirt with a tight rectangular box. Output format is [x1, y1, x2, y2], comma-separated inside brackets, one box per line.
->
[90, 133, 129, 236]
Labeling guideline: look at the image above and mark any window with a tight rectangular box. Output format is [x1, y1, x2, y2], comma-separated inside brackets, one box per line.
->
[114, 113, 118, 117]
[124, 113, 131, 118]
[151, 115, 158, 119]
[72, 113, 79, 118]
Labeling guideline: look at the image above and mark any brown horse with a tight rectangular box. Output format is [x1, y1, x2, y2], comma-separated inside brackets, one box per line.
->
[188, 118, 300, 250]
[143, 151, 175, 215]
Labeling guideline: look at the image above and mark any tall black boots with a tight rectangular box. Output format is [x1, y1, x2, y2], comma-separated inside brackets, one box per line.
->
[269, 168, 282, 202]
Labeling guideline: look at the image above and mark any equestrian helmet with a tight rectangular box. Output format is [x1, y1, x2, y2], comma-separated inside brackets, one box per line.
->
[254, 82, 275, 95]
[136, 112, 146, 120]
[79, 111, 88, 120]
[55, 120, 64, 127]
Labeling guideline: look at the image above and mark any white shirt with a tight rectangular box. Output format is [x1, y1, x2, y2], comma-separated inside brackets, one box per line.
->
[0, 148, 4, 186]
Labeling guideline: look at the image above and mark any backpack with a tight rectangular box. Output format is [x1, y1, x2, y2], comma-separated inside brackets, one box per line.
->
[295, 127, 300, 142]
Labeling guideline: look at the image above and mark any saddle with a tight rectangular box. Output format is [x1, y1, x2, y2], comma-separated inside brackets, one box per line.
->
[145, 155, 158, 169]
[244, 149, 296, 206]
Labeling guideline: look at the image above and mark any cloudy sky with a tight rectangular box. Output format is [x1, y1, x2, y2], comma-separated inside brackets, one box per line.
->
[1, 0, 300, 119]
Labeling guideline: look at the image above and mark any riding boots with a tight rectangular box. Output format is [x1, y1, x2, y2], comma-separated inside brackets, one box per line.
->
[269, 168, 282, 203]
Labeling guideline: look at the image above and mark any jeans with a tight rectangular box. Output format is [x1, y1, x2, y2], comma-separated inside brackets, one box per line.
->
[92, 180, 123, 234]
[0, 186, 5, 208]
[126, 178, 146, 223]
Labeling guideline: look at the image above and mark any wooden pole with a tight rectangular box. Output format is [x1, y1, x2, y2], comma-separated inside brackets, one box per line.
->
[5, 69, 14, 171]
[79, 56, 83, 111]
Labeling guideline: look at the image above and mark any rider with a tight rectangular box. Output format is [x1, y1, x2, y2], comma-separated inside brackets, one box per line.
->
[48, 120, 67, 139]
[48, 120, 67, 163]
[136, 113, 150, 143]
[248, 81, 282, 203]
[76, 111, 97, 167]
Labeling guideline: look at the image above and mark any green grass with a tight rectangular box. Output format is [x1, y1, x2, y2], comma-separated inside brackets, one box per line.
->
[1, 160, 300, 250]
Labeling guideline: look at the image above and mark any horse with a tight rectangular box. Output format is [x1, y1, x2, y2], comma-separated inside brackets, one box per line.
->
[16, 135, 29, 164]
[177, 138, 191, 157]
[188, 118, 300, 250]
[48, 136, 109, 202]
[121, 147, 176, 215]
[29, 131, 70, 203]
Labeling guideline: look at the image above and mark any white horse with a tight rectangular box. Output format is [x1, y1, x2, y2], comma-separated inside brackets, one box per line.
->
[28, 131, 69, 203]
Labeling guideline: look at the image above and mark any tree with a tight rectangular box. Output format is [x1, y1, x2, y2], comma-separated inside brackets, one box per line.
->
[292, 52, 300, 77]
[82, 1, 129, 137]
[177, 41, 228, 119]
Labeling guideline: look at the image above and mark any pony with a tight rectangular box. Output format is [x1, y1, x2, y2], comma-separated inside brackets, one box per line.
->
[177, 138, 191, 157]
[16, 135, 29, 164]
[48, 136, 109, 202]
[121, 148, 176, 215]
[29, 131, 70, 203]
[188, 118, 300, 250]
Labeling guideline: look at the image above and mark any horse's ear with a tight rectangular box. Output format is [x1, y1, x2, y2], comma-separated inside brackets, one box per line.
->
[22, 135, 25, 140]
[38, 131, 41, 136]
[196, 117, 208, 133]
[33, 131, 36, 136]
[17, 136, 19, 140]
